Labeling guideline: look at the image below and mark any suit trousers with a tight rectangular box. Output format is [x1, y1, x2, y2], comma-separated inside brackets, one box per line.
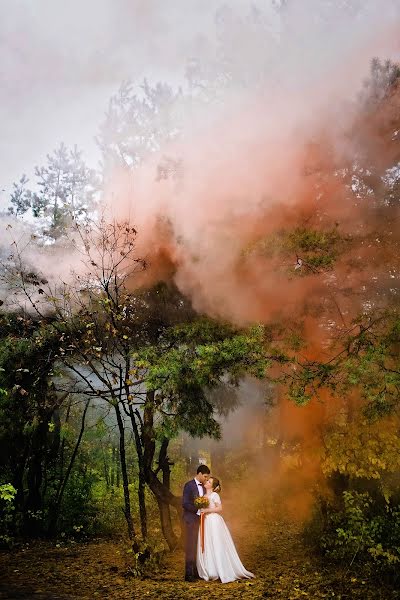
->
[184, 517, 200, 579]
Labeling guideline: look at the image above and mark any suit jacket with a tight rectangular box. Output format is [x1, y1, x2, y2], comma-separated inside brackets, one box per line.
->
[182, 479, 203, 524]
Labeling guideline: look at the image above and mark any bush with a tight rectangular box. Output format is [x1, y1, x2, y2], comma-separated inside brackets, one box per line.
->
[56, 471, 98, 537]
[0, 483, 17, 547]
[306, 490, 400, 584]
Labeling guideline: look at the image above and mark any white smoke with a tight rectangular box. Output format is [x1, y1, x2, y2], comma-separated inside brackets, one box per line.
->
[1, 0, 399, 202]
[1, 0, 399, 304]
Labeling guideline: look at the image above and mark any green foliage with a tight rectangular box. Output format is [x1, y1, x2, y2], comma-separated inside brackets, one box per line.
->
[0, 483, 16, 502]
[0, 316, 62, 493]
[287, 311, 400, 414]
[57, 470, 98, 536]
[341, 314, 400, 417]
[132, 318, 270, 438]
[8, 143, 98, 239]
[0, 316, 57, 471]
[0, 312, 112, 538]
[314, 491, 400, 579]
[0, 314, 62, 397]
[0, 483, 17, 547]
[286, 228, 341, 253]
[245, 227, 343, 275]
[287, 361, 336, 405]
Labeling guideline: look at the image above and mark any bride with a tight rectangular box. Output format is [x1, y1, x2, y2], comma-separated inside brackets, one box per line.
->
[196, 476, 255, 583]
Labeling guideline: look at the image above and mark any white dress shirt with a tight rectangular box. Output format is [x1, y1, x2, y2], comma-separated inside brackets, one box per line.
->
[194, 477, 204, 495]
[194, 477, 204, 515]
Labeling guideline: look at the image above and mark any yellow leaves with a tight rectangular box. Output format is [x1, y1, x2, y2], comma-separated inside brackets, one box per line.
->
[381, 484, 392, 504]
[322, 418, 400, 482]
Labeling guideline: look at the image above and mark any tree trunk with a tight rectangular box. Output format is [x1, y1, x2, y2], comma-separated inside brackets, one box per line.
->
[156, 437, 178, 550]
[114, 403, 136, 542]
[156, 496, 179, 550]
[141, 398, 181, 548]
[143, 394, 156, 473]
[47, 398, 90, 536]
[141, 398, 179, 508]
[101, 442, 110, 488]
[12, 443, 29, 527]
[111, 446, 116, 487]
[24, 417, 48, 536]
[128, 405, 147, 540]
[138, 476, 147, 540]
[145, 470, 181, 509]
[58, 394, 73, 483]
[116, 446, 121, 488]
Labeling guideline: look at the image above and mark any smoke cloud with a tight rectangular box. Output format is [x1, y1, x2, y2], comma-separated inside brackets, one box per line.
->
[104, 0, 399, 328]
[96, 2, 399, 516]
[2, 1, 400, 519]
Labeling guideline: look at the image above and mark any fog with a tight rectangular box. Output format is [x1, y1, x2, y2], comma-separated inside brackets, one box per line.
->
[0, 0, 218, 196]
[1, 0, 398, 202]
[2, 0, 400, 522]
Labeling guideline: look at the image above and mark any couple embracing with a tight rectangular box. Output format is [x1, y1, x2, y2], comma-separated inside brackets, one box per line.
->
[182, 464, 254, 584]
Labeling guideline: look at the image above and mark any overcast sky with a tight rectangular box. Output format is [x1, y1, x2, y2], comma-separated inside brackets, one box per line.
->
[1, 0, 399, 207]
[0, 0, 221, 201]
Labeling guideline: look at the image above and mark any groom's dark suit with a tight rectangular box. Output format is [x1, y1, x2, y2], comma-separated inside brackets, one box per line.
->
[182, 478, 205, 580]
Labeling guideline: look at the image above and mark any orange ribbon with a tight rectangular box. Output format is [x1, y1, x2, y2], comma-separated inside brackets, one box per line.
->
[200, 512, 205, 553]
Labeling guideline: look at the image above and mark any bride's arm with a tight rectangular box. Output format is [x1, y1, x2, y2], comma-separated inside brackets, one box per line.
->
[202, 503, 222, 514]
[201, 493, 222, 514]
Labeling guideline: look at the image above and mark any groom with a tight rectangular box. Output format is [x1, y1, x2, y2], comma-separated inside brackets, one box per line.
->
[182, 464, 210, 581]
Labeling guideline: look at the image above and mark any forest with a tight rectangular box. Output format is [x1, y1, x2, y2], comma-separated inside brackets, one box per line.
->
[0, 2, 400, 599]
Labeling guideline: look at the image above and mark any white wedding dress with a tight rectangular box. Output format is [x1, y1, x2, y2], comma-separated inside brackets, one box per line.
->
[196, 491, 255, 583]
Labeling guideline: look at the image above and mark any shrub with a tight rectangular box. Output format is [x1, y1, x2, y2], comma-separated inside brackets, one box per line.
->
[0, 483, 17, 547]
[56, 470, 98, 537]
[306, 490, 400, 584]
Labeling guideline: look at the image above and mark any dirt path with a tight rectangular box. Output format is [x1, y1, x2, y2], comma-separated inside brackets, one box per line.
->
[0, 517, 398, 600]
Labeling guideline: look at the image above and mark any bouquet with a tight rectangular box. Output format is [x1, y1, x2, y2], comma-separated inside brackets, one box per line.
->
[194, 496, 209, 510]
[194, 496, 209, 553]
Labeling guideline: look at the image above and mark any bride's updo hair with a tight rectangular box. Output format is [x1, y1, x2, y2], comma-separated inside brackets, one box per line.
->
[211, 476, 221, 493]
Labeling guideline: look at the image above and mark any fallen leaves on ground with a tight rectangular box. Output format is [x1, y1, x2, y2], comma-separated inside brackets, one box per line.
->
[0, 513, 398, 599]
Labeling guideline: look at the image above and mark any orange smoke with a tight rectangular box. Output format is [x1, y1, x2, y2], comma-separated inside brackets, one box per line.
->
[101, 22, 400, 519]
[107, 99, 348, 320]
